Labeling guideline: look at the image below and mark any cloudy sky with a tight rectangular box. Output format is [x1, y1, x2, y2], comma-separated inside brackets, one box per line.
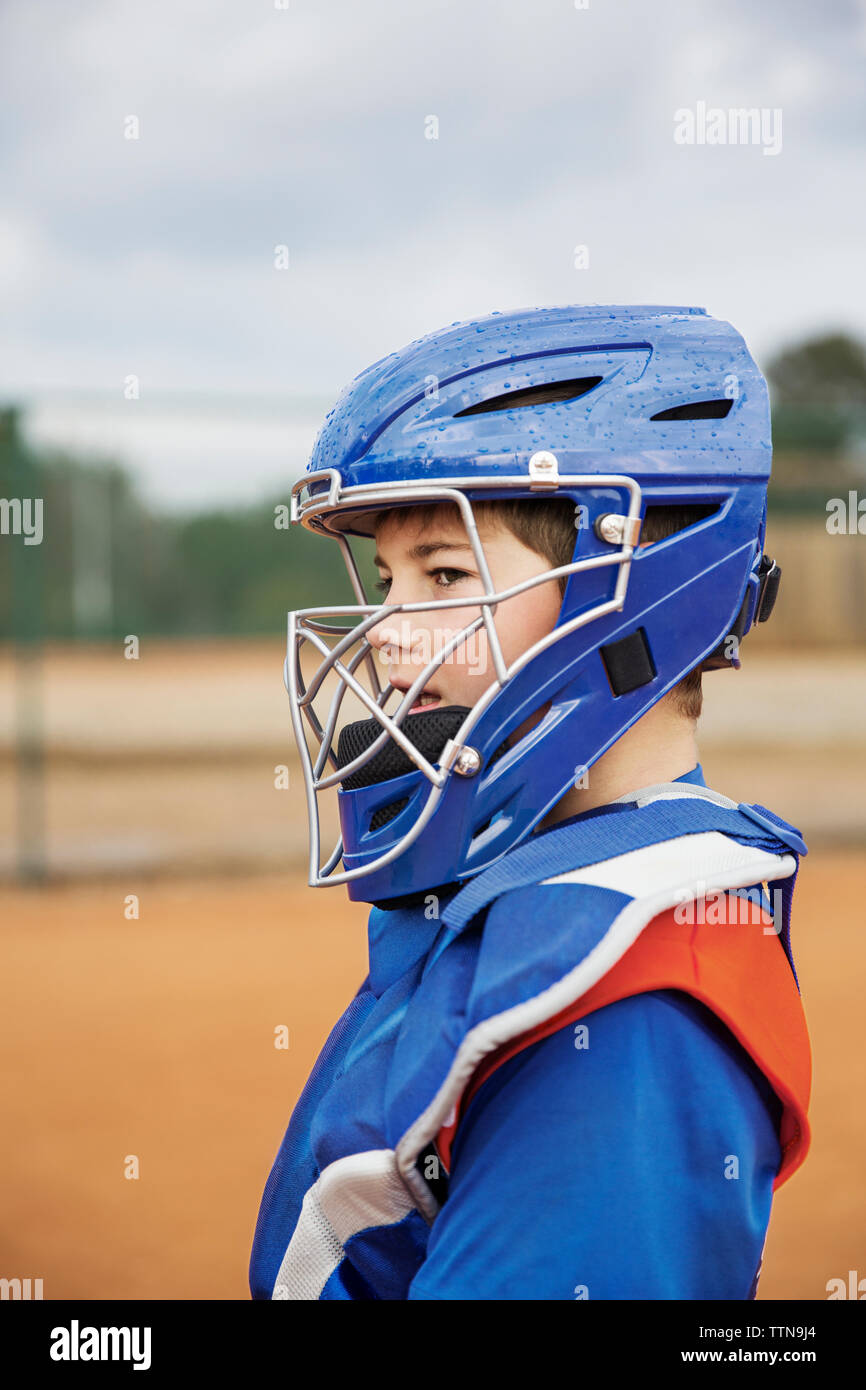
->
[1, 0, 863, 507]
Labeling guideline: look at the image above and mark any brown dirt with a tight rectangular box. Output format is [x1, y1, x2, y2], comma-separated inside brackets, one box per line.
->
[0, 853, 862, 1301]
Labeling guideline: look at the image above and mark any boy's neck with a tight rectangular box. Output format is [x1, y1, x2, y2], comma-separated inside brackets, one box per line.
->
[536, 696, 701, 832]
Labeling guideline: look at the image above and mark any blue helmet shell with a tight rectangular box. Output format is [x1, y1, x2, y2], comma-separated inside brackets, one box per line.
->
[294, 304, 775, 902]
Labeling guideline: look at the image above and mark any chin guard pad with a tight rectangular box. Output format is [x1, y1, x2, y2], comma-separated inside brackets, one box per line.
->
[336, 705, 474, 790]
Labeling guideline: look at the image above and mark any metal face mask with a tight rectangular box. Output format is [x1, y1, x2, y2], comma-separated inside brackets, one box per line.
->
[282, 304, 776, 904]
[286, 459, 643, 901]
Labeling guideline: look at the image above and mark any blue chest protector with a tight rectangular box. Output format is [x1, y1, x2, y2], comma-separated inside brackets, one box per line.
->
[248, 781, 806, 1301]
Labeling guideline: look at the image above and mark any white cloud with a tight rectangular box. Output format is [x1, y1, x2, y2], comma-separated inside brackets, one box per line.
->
[0, 0, 863, 503]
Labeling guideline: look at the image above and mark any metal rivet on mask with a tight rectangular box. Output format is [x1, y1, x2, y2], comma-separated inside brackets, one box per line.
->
[594, 512, 641, 546]
[595, 512, 622, 544]
[454, 747, 482, 777]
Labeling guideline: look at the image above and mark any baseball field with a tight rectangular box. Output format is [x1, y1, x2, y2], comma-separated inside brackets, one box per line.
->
[0, 640, 864, 1300]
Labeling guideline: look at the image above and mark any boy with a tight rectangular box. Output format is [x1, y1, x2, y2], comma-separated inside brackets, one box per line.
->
[249, 304, 811, 1300]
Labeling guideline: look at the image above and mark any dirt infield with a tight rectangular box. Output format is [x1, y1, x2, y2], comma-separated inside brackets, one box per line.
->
[0, 854, 863, 1301]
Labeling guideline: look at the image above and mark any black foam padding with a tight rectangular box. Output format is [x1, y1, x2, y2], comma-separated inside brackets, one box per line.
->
[599, 628, 657, 696]
[336, 705, 473, 790]
[335, 704, 511, 835]
[373, 878, 465, 913]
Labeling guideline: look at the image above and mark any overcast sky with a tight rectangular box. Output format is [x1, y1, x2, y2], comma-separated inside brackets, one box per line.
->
[1, 0, 863, 508]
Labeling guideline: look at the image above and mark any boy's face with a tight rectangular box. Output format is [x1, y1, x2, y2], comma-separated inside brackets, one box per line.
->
[366, 506, 563, 714]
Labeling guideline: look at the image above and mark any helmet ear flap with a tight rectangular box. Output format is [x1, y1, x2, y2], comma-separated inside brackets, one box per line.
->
[754, 556, 782, 622]
[701, 554, 781, 670]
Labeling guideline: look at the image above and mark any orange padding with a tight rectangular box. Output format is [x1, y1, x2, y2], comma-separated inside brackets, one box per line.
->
[435, 902, 812, 1191]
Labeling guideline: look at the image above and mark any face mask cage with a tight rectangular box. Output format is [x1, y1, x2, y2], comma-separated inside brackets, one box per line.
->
[286, 463, 643, 888]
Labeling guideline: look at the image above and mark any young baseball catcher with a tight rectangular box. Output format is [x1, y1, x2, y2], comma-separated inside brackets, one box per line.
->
[249, 304, 811, 1300]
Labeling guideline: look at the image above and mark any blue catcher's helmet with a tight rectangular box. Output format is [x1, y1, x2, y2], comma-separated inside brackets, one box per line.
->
[286, 304, 781, 905]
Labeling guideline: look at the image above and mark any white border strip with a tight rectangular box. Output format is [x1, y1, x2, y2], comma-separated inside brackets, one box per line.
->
[540, 829, 767, 897]
[611, 781, 740, 811]
[271, 1149, 416, 1300]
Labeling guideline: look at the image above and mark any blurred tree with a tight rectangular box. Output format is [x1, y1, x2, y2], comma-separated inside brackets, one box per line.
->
[7, 328, 866, 642]
[767, 333, 866, 406]
[767, 332, 866, 456]
[0, 409, 362, 641]
[176, 503, 358, 634]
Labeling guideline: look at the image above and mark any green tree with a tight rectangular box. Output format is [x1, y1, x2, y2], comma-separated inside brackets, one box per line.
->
[767, 333, 866, 406]
[766, 332, 866, 454]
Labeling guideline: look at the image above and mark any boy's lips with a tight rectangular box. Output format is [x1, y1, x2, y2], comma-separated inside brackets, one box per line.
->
[390, 681, 442, 713]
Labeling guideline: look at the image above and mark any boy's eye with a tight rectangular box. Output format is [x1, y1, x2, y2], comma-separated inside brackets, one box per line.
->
[429, 567, 469, 588]
[373, 567, 469, 596]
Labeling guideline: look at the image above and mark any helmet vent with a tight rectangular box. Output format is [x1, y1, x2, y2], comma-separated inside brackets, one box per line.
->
[370, 798, 408, 832]
[651, 399, 733, 421]
[640, 503, 720, 544]
[454, 376, 603, 417]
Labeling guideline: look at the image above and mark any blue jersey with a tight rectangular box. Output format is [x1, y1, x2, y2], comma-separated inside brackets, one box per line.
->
[406, 987, 782, 1299]
[249, 769, 810, 1300]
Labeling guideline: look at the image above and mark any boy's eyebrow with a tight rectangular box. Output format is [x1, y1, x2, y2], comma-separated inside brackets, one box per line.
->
[372, 540, 475, 568]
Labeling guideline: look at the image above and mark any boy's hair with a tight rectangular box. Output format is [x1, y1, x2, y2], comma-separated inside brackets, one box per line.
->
[371, 498, 713, 721]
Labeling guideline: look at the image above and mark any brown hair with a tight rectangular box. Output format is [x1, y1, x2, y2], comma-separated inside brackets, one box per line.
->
[371, 498, 707, 720]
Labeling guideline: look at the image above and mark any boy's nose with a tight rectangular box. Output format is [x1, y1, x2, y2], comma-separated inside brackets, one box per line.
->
[367, 577, 415, 649]
[365, 591, 439, 678]
[366, 608, 422, 660]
